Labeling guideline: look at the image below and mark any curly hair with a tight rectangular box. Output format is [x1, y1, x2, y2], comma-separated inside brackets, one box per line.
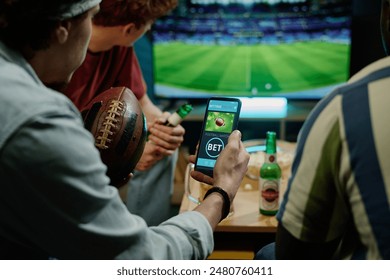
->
[93, 0, 178, 28]
[0, 0, 89, 53]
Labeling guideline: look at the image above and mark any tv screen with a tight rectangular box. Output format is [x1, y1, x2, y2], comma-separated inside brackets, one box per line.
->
[151, 0, 352, 101]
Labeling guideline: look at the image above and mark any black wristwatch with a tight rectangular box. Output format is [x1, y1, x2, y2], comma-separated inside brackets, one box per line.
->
[204, 186, 231, 221]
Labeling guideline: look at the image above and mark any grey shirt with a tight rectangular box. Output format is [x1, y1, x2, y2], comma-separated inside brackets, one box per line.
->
[0, 41, 213, 259]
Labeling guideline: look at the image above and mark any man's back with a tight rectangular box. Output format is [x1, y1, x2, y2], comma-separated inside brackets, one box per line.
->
[277, 56, 390, 259]
[64, 46, 145, 110]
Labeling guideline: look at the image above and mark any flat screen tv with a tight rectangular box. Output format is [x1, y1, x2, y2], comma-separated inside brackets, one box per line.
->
[151, 0, 352, 101]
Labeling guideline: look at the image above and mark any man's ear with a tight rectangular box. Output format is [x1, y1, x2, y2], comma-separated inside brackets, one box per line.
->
[55, 21, 71, 44]
[122, 23, 136, 36]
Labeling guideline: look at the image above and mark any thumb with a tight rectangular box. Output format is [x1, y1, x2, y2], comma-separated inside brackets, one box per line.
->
[227, 130, 242, 147]
[156, 111, 171, 124]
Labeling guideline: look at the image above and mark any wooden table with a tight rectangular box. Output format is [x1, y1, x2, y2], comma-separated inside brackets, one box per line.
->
[179, 140, 296, 253]
[180, 177, 277, 252]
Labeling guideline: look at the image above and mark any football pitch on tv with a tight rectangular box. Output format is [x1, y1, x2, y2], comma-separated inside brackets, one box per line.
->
[154, 41, 350, 97]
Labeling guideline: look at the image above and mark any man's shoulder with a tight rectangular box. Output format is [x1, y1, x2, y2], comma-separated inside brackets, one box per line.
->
[349, 56, 390, 84]
[314, 57, 390, 111]
[0, 65, 78, 147]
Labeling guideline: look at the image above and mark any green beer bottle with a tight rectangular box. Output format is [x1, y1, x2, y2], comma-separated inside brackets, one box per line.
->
[259, 131, 281, 216]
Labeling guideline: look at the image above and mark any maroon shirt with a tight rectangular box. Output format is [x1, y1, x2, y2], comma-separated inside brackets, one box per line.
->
[65, 46, 145, 111]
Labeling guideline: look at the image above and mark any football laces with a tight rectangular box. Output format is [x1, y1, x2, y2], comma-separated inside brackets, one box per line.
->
[96, 99, 124, 149]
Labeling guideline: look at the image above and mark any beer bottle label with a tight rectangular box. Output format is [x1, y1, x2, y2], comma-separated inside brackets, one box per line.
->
[259, 179, 279, 211]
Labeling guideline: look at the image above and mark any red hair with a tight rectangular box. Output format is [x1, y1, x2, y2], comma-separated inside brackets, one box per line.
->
[93, 0, 178, 28]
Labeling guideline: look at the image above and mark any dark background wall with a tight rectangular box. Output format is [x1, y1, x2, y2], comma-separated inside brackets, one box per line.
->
[134, 32, 156, 102]
[349, 0, 384, 77]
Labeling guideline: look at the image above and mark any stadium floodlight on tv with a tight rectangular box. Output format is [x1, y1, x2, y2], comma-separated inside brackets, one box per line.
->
[152, 0, 352, 101]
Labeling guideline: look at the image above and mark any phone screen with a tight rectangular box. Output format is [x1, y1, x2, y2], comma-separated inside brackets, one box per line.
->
[194, 97, 241, 177]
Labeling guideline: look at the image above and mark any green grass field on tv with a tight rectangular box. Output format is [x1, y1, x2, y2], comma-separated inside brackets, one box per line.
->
[154, 41, 350, 98]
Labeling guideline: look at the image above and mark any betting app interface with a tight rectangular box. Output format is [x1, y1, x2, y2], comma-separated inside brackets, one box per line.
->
[196, 99, 240, 171]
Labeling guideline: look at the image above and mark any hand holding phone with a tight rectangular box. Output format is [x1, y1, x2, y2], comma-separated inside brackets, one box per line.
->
[194, 97, 242, 177]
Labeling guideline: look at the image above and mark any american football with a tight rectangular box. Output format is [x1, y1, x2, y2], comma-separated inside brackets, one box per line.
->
[81, 87, 147, 186]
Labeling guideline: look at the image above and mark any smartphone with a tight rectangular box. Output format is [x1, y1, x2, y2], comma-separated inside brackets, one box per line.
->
[194, 97, 242, 177]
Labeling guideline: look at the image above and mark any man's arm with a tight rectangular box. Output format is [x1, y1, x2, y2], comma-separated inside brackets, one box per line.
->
[138, 94, 162, 122]
[189, 131, 250, 230]
[135, 94, 185, 171]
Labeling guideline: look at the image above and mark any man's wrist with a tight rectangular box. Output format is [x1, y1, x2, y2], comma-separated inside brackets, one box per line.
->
[204, 186, 230, 221]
